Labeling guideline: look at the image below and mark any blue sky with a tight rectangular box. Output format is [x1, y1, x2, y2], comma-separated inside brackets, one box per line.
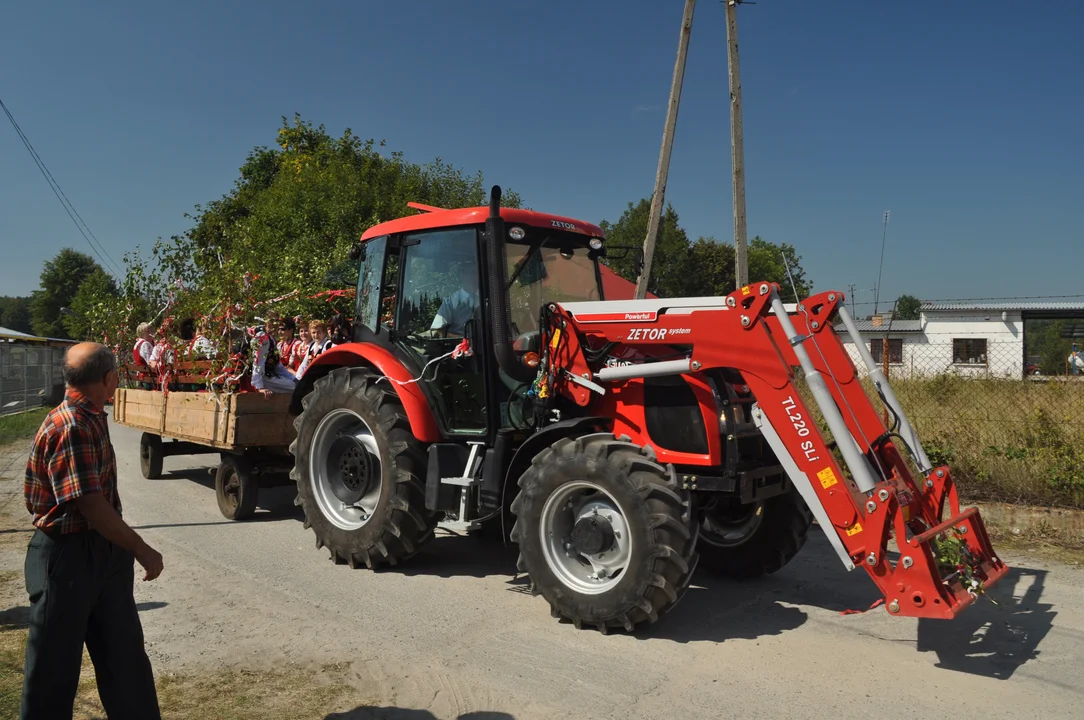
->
[2, 0, 1081, 312]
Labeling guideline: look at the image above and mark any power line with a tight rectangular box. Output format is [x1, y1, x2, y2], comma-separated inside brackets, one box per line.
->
[0, 96, 122, 277]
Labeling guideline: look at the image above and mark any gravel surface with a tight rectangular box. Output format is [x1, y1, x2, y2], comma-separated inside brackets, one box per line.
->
[3, 419, 1084, 719]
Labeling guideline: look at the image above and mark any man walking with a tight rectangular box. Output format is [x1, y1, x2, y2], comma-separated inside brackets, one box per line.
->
[21, 342, 164, 719]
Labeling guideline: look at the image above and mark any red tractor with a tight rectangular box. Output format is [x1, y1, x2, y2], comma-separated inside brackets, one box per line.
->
[289, 187, 1006, 633]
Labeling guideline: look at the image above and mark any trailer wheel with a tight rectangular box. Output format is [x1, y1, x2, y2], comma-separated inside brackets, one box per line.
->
[510, 433, 698, 633]
[139, 433, 163, 479]
[216, 455, 259, 521]
[696, 485, 812, 578]
[290, 367, 438, 569]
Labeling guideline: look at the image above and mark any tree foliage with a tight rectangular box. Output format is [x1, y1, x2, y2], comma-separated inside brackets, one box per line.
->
[64, 269, 119, 340]
[0, 296, 33, 334]
[1026, 319, 1079, 375]
[74, 114, 522, 356]
[895, 294, 922, 321]
[598, 197, 813, 301]
[30, 249, 107, 339]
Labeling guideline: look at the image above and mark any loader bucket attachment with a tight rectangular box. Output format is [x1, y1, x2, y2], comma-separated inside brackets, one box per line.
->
[742, 285, 1008, 619]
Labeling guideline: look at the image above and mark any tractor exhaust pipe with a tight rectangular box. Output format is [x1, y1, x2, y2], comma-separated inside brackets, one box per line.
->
[484, 185, 534, 382]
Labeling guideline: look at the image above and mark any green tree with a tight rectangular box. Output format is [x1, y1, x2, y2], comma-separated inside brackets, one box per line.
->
[598, 199, 691, 298]
[895, 294, 922, 320]
[747, 237, 812, 303]
[0, 296, 33, 334]
[64, 269, 120, 340]
[598, 197, 813, 301]
[30, 249, 106, 339]
[1026, 319, 1077, 375]
[72, 114, 526, 363]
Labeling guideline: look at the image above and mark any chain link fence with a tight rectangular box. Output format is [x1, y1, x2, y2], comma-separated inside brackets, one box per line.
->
[839, 331, 1084, 509]
[1, 340, 67, 417]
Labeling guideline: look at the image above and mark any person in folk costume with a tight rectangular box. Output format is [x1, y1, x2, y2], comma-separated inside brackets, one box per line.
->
[277, 316, 302, 372]
[190, 316, 218, 360]
[249, 311, 297, 396]
[294, 319, 333, 379]
[328, 312, 352, 345]
[132, 322, 157, 390]
[292, 318, 312, 371]
[133, 323, 155, 370]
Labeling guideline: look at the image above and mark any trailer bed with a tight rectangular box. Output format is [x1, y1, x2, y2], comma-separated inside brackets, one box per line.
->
[113, 388, 295, 450]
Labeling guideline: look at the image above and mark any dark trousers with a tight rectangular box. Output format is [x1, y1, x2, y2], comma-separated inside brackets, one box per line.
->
[20, 528, 161, 720]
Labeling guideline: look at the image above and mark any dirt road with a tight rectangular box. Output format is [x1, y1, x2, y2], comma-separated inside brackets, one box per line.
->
[4, 419, 1084, 719]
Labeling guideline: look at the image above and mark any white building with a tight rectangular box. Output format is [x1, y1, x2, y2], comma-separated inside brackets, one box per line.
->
[838, 301, 1084, 379]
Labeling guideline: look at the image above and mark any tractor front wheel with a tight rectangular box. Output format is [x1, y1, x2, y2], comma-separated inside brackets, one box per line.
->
[291, 367, 438, 569]
[696, 485, 812, 578]
[511, 433, 698, 633]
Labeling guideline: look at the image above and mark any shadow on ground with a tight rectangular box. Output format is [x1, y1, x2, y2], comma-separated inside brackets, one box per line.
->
[915, 566, 1055, 680]
[396, 529, 1057, 665]
[136, 464, 1059, 672]
[0, 600, 167, 630]
[141, 466, 305, 524]
[326, 710, 513, 720]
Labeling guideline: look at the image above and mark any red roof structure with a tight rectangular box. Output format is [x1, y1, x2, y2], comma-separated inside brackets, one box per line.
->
[601, 264, 655, 300]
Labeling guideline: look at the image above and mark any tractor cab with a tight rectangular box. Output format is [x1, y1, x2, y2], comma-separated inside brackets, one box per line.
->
[341, 196, 616, 440]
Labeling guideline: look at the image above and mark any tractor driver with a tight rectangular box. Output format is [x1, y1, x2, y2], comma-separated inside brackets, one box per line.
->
[429, 260, 479, 338]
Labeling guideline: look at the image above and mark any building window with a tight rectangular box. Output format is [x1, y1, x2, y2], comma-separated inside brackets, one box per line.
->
[869, 338, 903, 364]
[953, 338, 987, 365]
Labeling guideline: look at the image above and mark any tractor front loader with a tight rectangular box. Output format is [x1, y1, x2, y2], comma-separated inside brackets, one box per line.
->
[532, 282, 1008, 628]
[289, 186, 1007, 634]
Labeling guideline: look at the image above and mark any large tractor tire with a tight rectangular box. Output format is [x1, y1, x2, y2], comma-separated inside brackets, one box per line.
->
[695, 484, 812, 578]
[510, 433, 698, 633]
[291, 367, 438, 569]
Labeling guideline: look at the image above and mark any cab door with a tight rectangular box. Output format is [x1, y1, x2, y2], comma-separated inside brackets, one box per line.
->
[393, 227, 488, 436]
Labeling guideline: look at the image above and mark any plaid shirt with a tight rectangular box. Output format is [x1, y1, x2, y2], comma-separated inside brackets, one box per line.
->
[24, 389, 121, 534]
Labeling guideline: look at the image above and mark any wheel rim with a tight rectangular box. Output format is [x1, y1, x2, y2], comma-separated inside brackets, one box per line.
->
[539, 481, 632, 595]
[699, 499, 764, 547]
[309, 408, 382, 531]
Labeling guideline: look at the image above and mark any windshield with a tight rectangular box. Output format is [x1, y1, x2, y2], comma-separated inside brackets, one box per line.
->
[506, 234, 602, 334]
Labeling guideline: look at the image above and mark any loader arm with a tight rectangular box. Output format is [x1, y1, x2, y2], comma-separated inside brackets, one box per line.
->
[540, 282, 1007, 620]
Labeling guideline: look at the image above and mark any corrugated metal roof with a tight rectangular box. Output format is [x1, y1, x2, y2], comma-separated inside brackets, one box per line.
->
[0, 325, 35, 338]
[920, 301, 1084, 312]
[844, 319, 924, 333]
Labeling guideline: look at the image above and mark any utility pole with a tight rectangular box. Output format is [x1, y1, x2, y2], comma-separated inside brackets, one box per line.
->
[725, 0, 748, 288]
[873, 210, 890, 315]
[635, 0, 696, 300]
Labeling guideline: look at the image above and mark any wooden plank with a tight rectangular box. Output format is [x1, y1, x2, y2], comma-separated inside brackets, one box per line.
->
[232, 412, 296, 446]
[231, 392, 294, 416]
[114, 387, 293, 450]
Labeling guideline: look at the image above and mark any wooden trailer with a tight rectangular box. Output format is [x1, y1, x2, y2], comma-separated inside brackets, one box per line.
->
[112, 387, 297, 520]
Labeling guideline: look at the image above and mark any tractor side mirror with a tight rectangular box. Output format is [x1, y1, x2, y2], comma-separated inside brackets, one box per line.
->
[600, 245, 645, 274]
[349, 242, 365, 261]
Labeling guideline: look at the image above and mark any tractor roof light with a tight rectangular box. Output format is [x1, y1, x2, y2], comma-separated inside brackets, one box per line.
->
[508, 226, 526, 241]
[589, 237, 603, 250]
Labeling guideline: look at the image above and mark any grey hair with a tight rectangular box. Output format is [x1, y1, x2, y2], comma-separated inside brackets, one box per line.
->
[63, 345, 117, 388]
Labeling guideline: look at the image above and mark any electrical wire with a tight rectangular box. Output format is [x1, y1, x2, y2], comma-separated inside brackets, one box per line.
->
[0, 96, 121, 277]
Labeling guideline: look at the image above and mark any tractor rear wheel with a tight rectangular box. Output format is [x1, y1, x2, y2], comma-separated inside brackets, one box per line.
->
[510, 433, 698, 633]
[696, 485, 812, 578]
[291, 367, 438, 569]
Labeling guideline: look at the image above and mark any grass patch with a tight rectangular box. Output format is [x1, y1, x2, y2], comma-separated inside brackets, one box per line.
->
[0, 409, 49, 442]
[798, 374, 1084, 509]
[0, 624, 368, 719]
